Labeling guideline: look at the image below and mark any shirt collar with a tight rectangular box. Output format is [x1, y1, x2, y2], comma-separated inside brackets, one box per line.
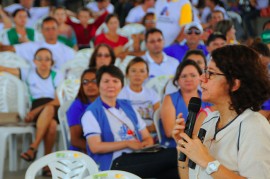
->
[101, 100, 120, 109]
[146, 51, 168, 64]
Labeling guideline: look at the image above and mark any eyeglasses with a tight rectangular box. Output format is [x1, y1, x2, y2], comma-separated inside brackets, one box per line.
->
[203, 69, 225, 79]
[96, 53, 111, 58]
[82, 79, 97, 85]
[187, 29, 201, 35]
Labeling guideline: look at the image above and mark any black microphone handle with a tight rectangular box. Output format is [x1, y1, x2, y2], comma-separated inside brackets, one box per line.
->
[188, 128, 207, 169]
[178, 112, 197, 162]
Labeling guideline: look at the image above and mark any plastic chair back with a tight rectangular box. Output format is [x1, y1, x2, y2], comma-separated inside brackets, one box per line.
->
[56, 79, 81, 105]
[0, 51, 30, 69]
[25, 150, 99, 179]
[153, 108, 162, 143]
[58, 101, 73, 150]
[84, 170, 142, 179]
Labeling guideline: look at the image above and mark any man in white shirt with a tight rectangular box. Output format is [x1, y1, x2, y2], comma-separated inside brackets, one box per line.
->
[4, 0, 50, 28]
[141, 28, 179, 78]
[86, 0, 114, 18]
[0, 17, 75, 70]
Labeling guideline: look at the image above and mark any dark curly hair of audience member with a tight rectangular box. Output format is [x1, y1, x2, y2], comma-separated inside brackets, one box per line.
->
[211, 45, 270, 114]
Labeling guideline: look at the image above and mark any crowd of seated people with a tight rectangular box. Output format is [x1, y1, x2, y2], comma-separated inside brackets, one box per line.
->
[0, 0, 270, 178]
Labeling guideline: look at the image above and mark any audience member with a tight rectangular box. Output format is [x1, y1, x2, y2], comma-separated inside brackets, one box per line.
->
[1, 9, 40, 45]
[164, 22, 208, 63]
[81, 65, 153, 170]
[53, 7, 78, 50]
[88, 43, 116, 69]
[95, 14, 129, 59]
[141, 28, 179, 78]
[125, 0, 155, 24]
[200, 0, 228, 24]
[206, 32, 227, 62]
[4, 0, 50, 27]
[249, 42, 270, 121]
[263, 20, 270, 31]
[0, 6, 13, 31]
[66, 7, 108, 49]
[20, 48, 63, 177]
[0, 17, 75, 70]
[160, 60, 210, 148]
[118, 57, 160, 133]
[173, 45, 270, 179]
[214, 20, 238, 44]
[155, 0, 193, 47]
[67, 68, 99, 152]
[86, 0, 114, 18]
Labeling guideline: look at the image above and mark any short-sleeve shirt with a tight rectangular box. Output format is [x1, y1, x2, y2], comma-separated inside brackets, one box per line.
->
[82, 104, 146, 160]
[94, 33, 128, 49]
[125, 5, 155, 24]
[118, 85, 160, 126]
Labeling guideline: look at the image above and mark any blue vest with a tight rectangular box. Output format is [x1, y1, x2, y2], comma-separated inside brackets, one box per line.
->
[159, 90, 211, 148]
[86, 97, 142, 171]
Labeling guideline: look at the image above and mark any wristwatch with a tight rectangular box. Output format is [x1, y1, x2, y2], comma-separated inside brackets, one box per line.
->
[205, 160, 220, 175]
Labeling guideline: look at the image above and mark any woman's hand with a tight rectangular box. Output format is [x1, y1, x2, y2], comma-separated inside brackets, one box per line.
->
[24, 111, 35, 122]
[126, 140, 143, 150]
[172, 113, 186, 142]
[179, 133, 214, 168]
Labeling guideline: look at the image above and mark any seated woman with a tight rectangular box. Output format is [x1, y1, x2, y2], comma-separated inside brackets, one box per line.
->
[81, 65, 153, 170]
[2, 8, 40, 45]
[88, 43, 116, 69]
[53, 7, 78, 50]
[18, 48, 63, 176]
[118, 57, 160, 134]
[94, 14, 129, 59]
[66, 68, 99, 152]
[161, 60, 211, 148]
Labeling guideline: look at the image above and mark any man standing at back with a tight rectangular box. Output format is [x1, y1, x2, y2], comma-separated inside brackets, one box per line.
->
[141, 28, 179, 78]
[155, 0, 193, 47]
[0, 17, 75, 70]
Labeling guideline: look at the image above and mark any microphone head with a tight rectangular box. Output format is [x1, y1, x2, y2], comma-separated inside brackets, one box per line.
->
[188, 97, 201, 113]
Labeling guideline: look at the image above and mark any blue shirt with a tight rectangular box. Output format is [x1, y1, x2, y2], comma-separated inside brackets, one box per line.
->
[66, 98, 90, 151]
[164, 42, 208, 63]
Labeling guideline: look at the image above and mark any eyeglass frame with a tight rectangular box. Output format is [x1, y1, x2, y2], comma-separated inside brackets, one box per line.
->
[82, 79, 97, 85]
[203, 69, 225, 80]
[186, 28, 201, 35]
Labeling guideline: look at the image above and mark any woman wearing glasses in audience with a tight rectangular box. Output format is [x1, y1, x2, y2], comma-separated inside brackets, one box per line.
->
[173, 45, 270, 179]
[88, 43, 116, 69]
[118, 57, 160, 134]
[66, 68, 99, 152]
[161, 60, 211, 148]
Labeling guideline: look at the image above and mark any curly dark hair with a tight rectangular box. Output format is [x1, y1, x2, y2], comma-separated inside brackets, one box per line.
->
[211, 45, 270, 114]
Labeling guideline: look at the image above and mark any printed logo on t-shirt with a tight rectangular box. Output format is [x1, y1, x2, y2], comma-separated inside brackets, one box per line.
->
[118, 124, 135, 141]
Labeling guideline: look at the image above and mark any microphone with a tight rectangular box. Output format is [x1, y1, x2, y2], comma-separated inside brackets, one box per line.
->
[178, 97, 201, 161]
[188, 128, 207, 169]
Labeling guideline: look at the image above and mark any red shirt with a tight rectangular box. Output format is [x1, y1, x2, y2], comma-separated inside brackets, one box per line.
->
[66, 11, 108, 47]
[94, 33, 128, 49]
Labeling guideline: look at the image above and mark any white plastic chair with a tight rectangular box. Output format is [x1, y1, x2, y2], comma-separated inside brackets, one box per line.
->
[25, 150, 99, 179]
[153, 108, 162, 143]
[145, 75, 174, 100]
[119, 23, 145, 38]
[0, 51, 30, 69]
[56, 79, 81, 105]
[75, 48, 94, 60]
[114, 55, 135, 75]
[0, 72, 34, 179]
[58, 100, 73, 150]
[85, 170, 142, 179]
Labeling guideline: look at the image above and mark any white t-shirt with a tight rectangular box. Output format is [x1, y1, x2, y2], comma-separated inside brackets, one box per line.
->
[82, 105, 146, 160]
[4, 4, 49, 28]
[22, 69, 63, 100]
[155, 0, 192, 47]
[190, 109, 270, 179]
[125, 5, 155, 24]
[141, 51, 179, 78]
[118, 85, 160, 126]
[86, 2, 114, 13]
[200, 5, 229, 24]
[14, 41, 75, 70]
